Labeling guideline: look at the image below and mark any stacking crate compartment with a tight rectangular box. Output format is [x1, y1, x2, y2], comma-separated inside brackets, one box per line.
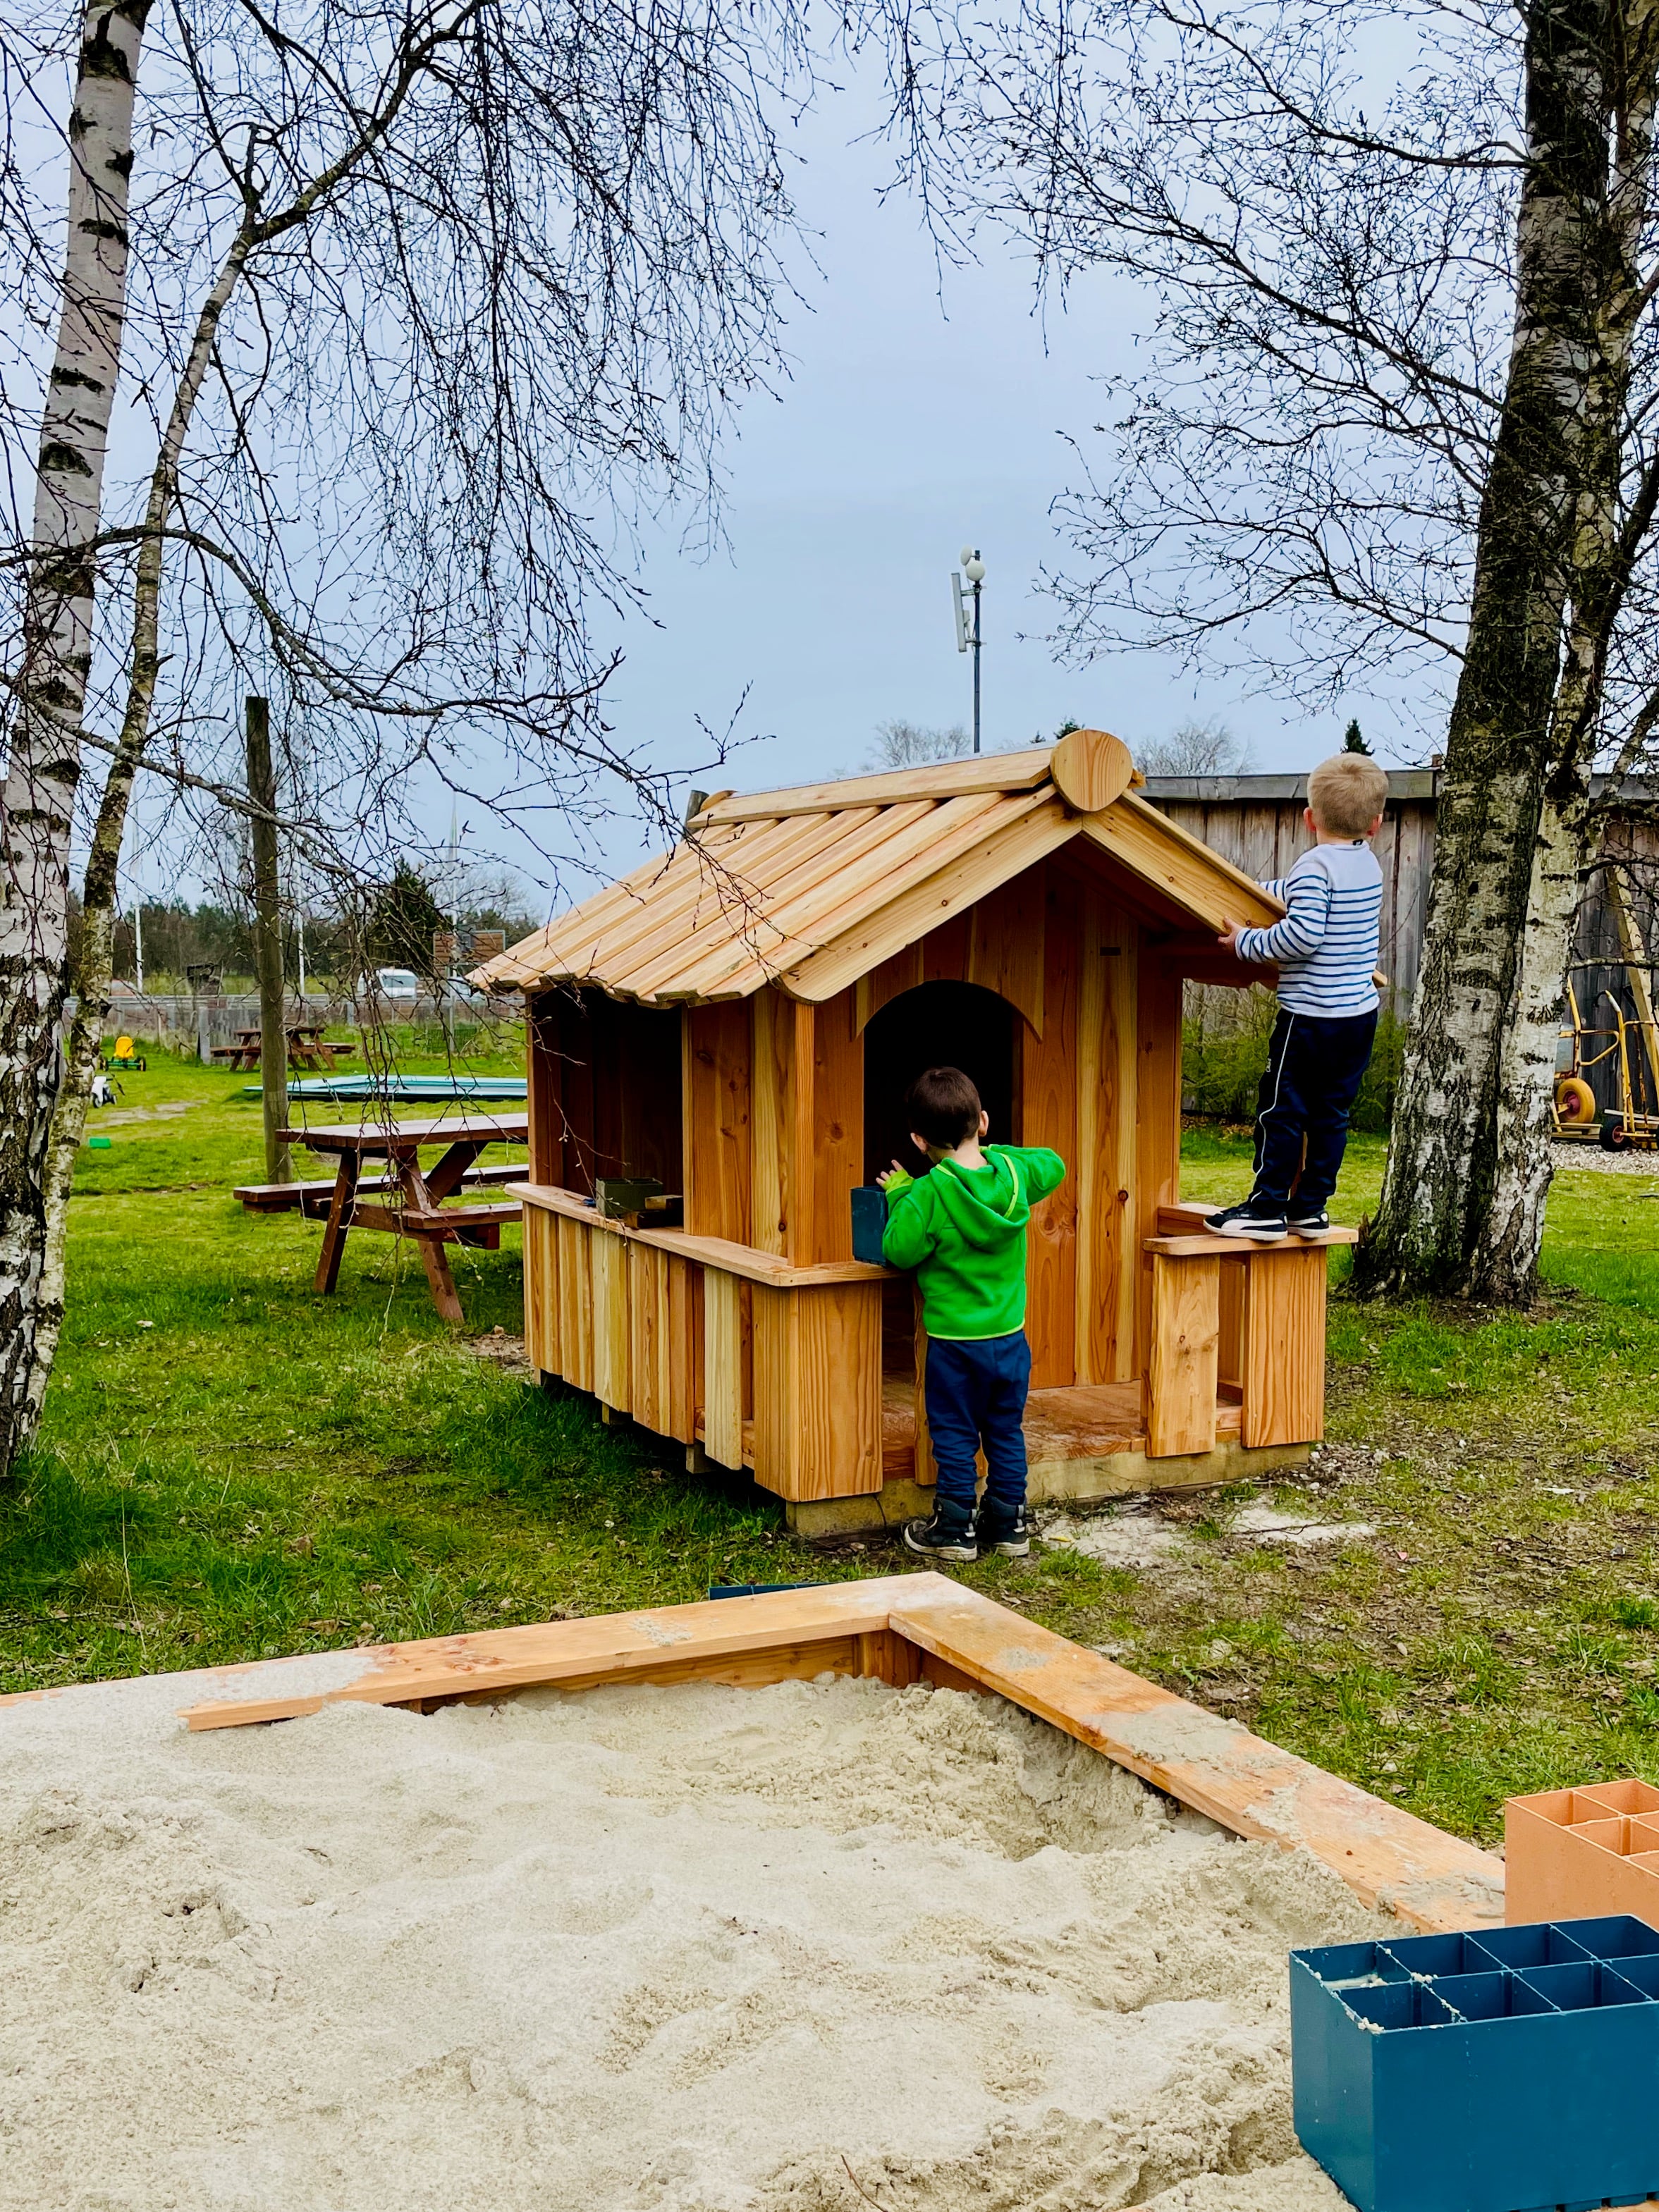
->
[1290, 1916, 1659, 2212]
[1506, 1777, 1659, 1925]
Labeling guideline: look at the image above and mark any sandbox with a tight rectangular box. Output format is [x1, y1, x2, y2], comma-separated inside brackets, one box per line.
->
[0, 1578, 1505, 2210]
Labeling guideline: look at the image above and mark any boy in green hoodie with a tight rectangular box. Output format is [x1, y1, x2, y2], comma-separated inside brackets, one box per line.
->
[878, 1065, 1067, 1563]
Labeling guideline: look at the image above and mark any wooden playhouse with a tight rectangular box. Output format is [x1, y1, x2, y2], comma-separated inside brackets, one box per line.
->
[475, 730, 1355, 1533]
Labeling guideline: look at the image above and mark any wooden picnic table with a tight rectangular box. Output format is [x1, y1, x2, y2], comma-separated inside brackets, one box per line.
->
[212, 1023, 355, 1073]
[284, 1112, 529, 1323]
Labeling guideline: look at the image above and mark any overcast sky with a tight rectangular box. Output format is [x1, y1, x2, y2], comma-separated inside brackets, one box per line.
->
[576, 77, 1444, 864]
[113, 59, 1449, 915]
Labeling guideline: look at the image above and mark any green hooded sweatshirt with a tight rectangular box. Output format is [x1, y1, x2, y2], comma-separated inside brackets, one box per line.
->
[881, 1143, 1067, 1339]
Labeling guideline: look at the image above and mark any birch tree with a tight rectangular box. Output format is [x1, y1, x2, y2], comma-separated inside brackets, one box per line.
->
[1, 0, 150, 1465]
[0, 0, 809, 1470]
[893, 0, 1659, 1298]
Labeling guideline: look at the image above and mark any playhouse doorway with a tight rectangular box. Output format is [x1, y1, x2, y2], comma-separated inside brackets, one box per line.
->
[863, 981, 1019, 1415]
[862, 980, 1018, 1184]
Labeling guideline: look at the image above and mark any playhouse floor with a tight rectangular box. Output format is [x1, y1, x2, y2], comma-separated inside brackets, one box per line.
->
[881, 1376, 1244, 1480]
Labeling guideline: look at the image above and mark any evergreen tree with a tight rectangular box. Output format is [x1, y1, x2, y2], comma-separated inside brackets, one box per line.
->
[1343, 719, 1371, 755]
[364, 865, 447, 983]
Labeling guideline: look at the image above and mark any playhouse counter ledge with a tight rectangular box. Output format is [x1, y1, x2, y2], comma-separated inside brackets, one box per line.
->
[518, 1179, 893, 1289]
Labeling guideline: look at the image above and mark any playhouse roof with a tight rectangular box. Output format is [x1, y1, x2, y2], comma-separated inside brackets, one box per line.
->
[474, 732, 1282, 1006]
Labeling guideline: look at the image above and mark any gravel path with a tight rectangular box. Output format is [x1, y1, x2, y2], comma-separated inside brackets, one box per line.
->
[1550, 1139, 1659, 1178]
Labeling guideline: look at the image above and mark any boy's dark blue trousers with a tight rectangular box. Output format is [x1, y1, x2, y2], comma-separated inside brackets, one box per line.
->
[924, 1330, 1031, 1527]
[1252, 1007, 1378, 1208]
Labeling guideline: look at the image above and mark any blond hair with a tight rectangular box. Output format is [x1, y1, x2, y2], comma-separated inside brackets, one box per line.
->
[1306, 753, 1388, 838]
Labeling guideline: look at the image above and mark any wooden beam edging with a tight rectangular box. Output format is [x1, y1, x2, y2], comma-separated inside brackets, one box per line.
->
[169, 1580, 899, 1731]
[886, 1580, 1503, 1933]
[143, 1573, 1505, 1930]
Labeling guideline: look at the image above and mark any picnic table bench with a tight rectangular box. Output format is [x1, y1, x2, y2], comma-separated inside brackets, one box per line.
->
[212, 1024, 355, 1073]
[281, 1112, 529, 1322]
[235, 1162, 529, 1215]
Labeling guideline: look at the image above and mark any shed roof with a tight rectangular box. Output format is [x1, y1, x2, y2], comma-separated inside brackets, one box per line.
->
[475, 732, 1284, 1005]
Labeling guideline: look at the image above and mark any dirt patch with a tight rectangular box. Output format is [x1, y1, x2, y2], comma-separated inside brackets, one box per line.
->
[465, 1326, 536, 1380]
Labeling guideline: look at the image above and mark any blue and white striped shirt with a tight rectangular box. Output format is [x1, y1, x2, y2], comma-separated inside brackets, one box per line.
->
[1235, 841, 1382, 1017]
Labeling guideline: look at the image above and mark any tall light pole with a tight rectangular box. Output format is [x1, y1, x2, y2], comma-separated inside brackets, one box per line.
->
[950, 546, 986, 754]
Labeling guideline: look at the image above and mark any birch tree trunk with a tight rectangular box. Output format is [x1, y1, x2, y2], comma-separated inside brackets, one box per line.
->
[21, 228, 255, 1442]
[1357, 0, 1653, 1301]
[0, 0, 150, 1473]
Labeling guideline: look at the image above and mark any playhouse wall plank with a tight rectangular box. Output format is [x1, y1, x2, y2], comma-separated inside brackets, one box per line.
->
[854, 944, 924, 1035]
[795, 1282, 883, 1499]
[1242, 1243, 1328, 1447]
[966, 868, 1046, 1038]
[1024, 864, 1079, 1388]
[1147, 1253, 1220, 1456]
[684, 1002, 752, 1245]
[750, 988, 788, 1258]
[556, 1213, 594, 1393]
[627, 1241, 665, 1433]
[523, 1203, 560, 1376]
[1133, 952, 1184, 1389]
[559, 993, 597, 1192]
[809, 990, 863, 1263]
[527, 993, 561, 1184]
[1105, 900, 1139, 1382]
[592, 1228, 631, 1413]
[703, 1267, 745, 1469]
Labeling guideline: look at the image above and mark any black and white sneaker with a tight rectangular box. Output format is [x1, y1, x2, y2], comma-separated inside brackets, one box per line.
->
[1204, 1200, 1288, 1242]
[902, 1510, 979, 1563]
[1287, 1208, 1330, 1237]
[976, 1506, 1031, 1559]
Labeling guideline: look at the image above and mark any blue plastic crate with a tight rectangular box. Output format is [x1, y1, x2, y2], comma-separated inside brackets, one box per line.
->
[1291, 1915, 1659, 2212]
[850, 1185, 888, 1266]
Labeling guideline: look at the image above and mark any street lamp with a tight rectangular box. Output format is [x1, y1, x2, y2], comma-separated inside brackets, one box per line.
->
[950, 546, 986, 754]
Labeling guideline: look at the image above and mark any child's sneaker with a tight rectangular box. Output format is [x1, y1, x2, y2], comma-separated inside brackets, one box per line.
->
[976, 1505, 1031, 1559]
[902, 1507, 978, 1563]
[1287, 1207, 1330, 1236]
[1204, 1200, 1288, 1241]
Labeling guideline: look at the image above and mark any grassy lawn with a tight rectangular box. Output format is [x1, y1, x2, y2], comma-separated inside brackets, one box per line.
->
[4, 1057, 1659, 1852]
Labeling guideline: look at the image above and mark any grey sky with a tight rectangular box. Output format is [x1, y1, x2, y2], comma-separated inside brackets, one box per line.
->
[586, 78, 1445, 854]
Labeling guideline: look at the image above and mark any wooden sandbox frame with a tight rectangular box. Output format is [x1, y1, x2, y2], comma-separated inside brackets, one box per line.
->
[150, 1573, 1502, 1936]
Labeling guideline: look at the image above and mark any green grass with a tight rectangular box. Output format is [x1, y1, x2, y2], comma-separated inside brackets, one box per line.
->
[8, 1068, 1659, 1851]
[2, 1048, 815, 1693]
[1039, 1122, 1659, 1842]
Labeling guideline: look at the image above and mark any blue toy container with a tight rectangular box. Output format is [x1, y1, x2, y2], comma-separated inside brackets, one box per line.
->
[1291, 1915, 1659, 2212]
[850, 1185, 888, 1266]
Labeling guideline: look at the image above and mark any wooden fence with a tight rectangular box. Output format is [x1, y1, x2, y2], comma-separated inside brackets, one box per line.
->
[1144, 774, 1659, 1103]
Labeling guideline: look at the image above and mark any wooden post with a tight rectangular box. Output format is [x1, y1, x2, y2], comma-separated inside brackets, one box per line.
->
[1608, 865, 1659, 1111]
[245, 696, 291, 1184]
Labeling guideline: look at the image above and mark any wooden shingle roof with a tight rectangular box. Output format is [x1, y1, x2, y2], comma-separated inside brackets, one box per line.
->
[475, 730, 1282, 1004]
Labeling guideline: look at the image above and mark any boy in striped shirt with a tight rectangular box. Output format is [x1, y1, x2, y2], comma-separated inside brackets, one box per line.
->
[1206, 752, 1389, 1241]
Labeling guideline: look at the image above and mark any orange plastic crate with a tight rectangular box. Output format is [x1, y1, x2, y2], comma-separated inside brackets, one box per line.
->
[1506, 1779, 1659, 1924]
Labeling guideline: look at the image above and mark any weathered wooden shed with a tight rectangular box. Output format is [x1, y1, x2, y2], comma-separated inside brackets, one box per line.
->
[476, 730, 1354, 1533]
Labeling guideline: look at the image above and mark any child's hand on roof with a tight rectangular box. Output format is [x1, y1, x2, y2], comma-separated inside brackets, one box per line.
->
[1217, 919, 1244, 955]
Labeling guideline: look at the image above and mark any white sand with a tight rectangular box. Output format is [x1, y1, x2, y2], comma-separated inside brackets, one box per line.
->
[0, 1669, 1382, 2210]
